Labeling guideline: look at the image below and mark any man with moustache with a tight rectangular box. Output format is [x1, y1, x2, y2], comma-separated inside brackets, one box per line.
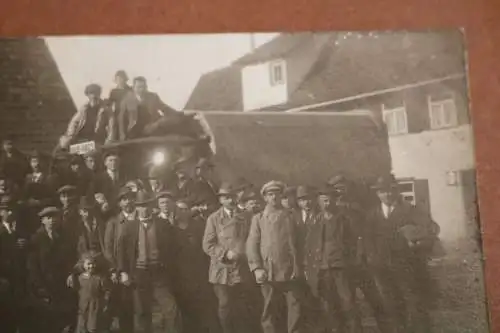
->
[203, 182, 257, 333]
[118, 191, 181, 333]
[365, 174, 440, 333]
[247, 181, 304, 333]
[104, 187, 136, 333]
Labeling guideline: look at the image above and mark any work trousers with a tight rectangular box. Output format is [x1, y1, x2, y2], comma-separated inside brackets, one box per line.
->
[108, 283, 134, 333]
[213, 283, 262, 333]
[350, 266, 395, 333]
[260, 281, 304, 333]
[374, 264, 433, 333]
[318, 268, 362, 333]
[133, 268, 181, 333]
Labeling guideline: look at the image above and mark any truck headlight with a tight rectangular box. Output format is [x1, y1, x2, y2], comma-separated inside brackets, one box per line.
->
[152, 151, 165, 166]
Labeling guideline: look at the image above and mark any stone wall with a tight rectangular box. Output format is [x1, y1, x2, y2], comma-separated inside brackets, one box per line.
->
[0, 38, 75, 153]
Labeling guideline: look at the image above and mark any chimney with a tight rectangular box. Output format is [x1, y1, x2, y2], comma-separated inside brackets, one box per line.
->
[249, 33, 256, 52]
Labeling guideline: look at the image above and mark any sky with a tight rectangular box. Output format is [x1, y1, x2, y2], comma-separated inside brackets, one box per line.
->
[45, 33, 278, 110]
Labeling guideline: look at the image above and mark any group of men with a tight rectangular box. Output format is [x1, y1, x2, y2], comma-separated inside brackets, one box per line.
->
[0, 130, 441, 333]
[59, 70, 203, 150]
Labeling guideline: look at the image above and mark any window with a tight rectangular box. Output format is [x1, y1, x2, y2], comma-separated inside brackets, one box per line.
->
[428, 94, 458, 129]
[382, 102, 408, 135]
[269, 60, 285, 86]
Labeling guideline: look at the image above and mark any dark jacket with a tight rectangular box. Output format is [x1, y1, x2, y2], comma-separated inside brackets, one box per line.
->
[104, 211, 132, 272]
[0, 150, 30, 188]
[90, 171, 127, 203]
[27, 227, 74, 300]
[76, 217, 106, 258]
[118, 91, 177, 140]
[0, 224, 28, 298]
[117, 217, 174, 278]
[303, 211, 353, 296]
[363, 199, 440, 269]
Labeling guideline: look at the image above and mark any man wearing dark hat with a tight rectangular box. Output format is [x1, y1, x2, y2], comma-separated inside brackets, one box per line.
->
[0, 136, 30, 189]
[202, 182, 258, 333]
[146, 166, 167, 194]
[59, 83, 112, 149]
[247, 180, 304, 333]
[0, 195, 29, 333]
[303, 186, 362, 333]
[364, 174, 440, 333]
[281, 186, 298, 211]
[238, 188, 262, 215]
[118, 191, 181, 333]
[91, 151, 127, 202]
[327, 175, 395, 333]
[65, 154, 92, 198]
[27, 206, 76, 333]
[104, 187, 136, 333]
[192, 158, 219, 218]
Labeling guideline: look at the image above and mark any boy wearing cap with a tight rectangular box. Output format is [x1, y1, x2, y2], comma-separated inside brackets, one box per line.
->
[246, 180, 304, 333]
[202, 182, 257, 333]
[27, 206, 76, 333]
[365, 174, 440, 333]
[59, 84, 112, 149]
[0, 195, 29, 333]
[118, 191, 180, 333]
[104, 187, 136, 333]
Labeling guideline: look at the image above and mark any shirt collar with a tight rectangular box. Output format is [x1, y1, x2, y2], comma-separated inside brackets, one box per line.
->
[2, 221, 15, 234]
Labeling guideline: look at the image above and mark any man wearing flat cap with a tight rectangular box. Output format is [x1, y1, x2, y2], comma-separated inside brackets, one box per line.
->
[192, 158, 219, 218]
[0, 195, 29, 333]
[364, 174, 440, 333]
[104, 187, 136, 333]
[247, 180, 305, 333]
[203, 182, 258, 333]
[118, 191, 181, 333]
[59, 83, 113, 150]
[146, 166, 168, 195]
[27, 206, 76, 333]
[281, 186, 298, 211]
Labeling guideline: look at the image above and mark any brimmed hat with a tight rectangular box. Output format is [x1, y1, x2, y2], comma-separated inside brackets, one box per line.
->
[239, 189, 260, 203]
[317, 185, 335, 196]
[0, 195, 16, 209]
[38, 206, 60, 218]
[156, 190, 176, 200]
[195, 158, 214, 169]
[57, 185, 78, 195]
[372, 174, 398, 191]
[78, 196, 96, 210]
[283, 186, 296, 198]
[296, 185, 316, 199]
[327, 175, 348, 189]
[28, 150, 47, 160]
[234, 177, 252, 192]
[217, 182, 236, 196]
[260, 181, 285, 196]
[135, 191, 155, 206]
[118, 187, 135, 200]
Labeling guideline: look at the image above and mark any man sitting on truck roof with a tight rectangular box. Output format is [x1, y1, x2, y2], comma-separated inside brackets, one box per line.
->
[118, 76, 198, 141]
[59, 84, 112, 150]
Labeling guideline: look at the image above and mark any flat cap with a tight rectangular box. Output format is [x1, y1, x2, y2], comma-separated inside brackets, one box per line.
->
[327, 175, 348, 188]
[57, 185, 78, 194]
[156, 190, 176, 200]
[118, 187, 135, 200]
[135, 191, 155, 206]
[38, 206, 60, 217]
[260, 181, 285, 196]
[239, 189, 260, 203]
[69, 154, 85, 166]
[217, 182, 236, 196]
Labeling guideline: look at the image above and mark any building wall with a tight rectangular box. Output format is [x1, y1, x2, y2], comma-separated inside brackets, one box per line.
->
[241, 59, 288, 111]
[0, 38, 76, 153]
[389, 124, 475, 244]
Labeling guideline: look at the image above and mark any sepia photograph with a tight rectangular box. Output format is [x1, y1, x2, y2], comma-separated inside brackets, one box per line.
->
[0, 30, 489, 333]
